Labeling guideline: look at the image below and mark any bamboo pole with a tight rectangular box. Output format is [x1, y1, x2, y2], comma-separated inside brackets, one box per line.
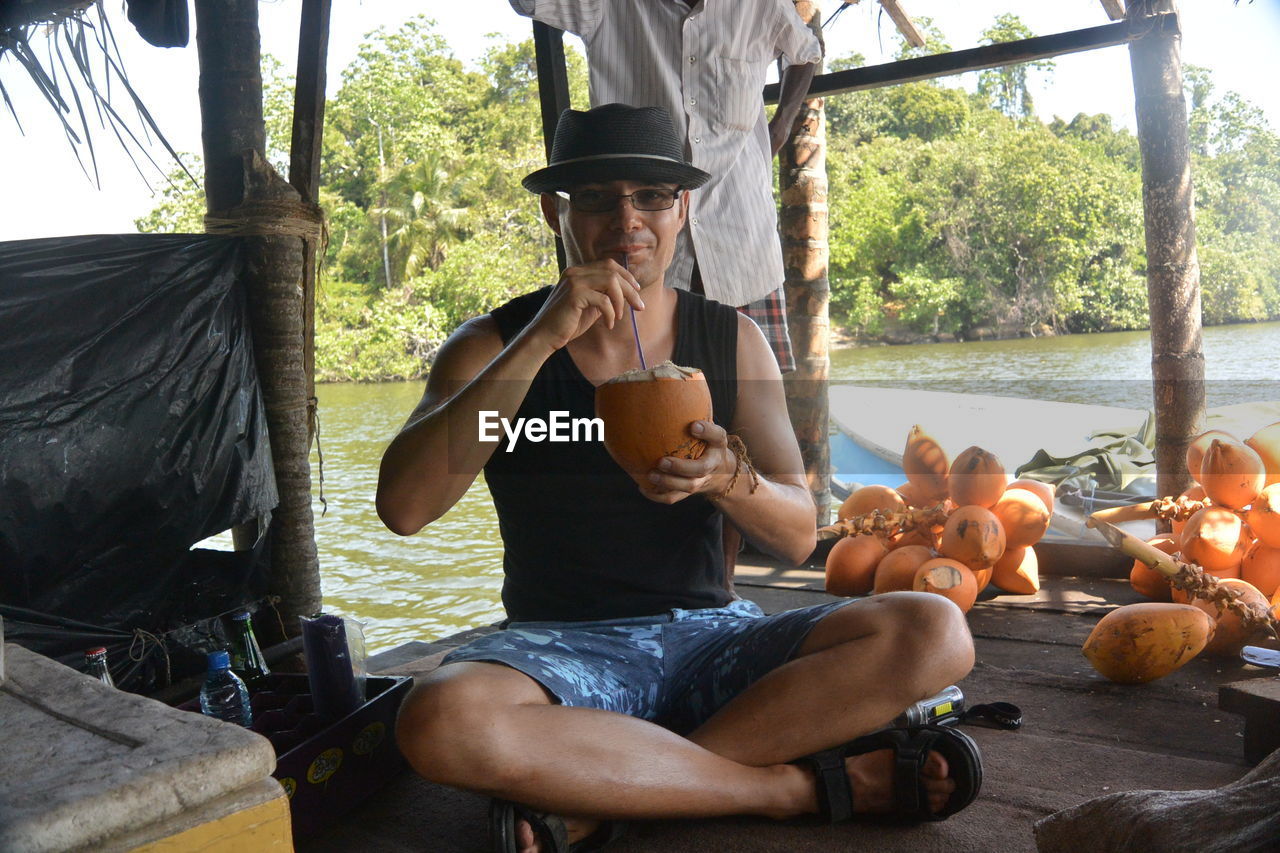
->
[781, 0, 832, 525]
[195, 0, 322, 638]
[1127, 0, 1205, 513]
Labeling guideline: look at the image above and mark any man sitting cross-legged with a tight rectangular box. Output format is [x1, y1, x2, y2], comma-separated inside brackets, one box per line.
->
[377, 103, 982, 853]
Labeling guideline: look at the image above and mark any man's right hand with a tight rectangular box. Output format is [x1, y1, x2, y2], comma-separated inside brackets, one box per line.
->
[524, 259, 644, 355]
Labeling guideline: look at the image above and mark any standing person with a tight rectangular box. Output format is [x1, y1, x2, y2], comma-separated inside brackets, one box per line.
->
[509, 0, 821, 375]
[379, 104, 981, 853]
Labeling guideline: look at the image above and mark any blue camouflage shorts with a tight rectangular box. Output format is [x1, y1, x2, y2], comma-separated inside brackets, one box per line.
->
[441, 598, 852, 735]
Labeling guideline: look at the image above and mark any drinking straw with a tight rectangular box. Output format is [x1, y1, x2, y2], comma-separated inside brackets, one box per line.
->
[622, 255, 647, 370]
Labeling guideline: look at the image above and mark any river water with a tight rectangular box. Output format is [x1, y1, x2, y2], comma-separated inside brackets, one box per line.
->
[309, 320, 1280, 653]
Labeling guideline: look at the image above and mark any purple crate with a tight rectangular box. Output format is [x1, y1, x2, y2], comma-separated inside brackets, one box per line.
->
[179, 672, 412, 838]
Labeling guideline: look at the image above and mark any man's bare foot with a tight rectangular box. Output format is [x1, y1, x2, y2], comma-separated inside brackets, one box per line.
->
[845, 747, 955, 814]
[515, 814, 600, 853]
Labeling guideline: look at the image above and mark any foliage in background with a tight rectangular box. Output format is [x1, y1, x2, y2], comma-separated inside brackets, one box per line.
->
[137, 14, 1280, 380]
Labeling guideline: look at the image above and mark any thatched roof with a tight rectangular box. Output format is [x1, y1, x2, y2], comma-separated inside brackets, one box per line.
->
[1, 0, 190, 188]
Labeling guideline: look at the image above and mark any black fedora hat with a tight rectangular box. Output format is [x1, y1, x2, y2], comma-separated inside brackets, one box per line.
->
[522, 103, 711, 194]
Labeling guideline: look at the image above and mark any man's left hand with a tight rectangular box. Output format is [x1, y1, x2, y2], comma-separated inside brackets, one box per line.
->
[639, 420, 736, 504]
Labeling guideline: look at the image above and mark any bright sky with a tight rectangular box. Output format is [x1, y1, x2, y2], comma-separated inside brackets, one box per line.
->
[2, 0, 1277, 242]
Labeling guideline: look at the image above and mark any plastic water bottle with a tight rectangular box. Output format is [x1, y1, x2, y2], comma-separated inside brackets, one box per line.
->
[199, 650, 253, 727]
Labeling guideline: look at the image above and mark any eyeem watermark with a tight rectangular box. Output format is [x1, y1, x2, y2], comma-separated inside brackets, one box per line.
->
[478, 410, 603, 451]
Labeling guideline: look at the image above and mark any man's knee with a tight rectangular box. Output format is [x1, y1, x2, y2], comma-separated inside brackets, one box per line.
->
[875, 591, 976, 681]
[395, 662, 551, 788]
[810, 592, 974, 684]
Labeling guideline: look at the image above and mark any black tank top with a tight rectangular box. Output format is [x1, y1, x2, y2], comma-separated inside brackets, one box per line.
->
[484, 286, 739, 622]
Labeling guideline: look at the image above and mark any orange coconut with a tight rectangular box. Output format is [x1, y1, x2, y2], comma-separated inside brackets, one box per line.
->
[873, 545, 935, 594]
[825, 534, 888, 597]
[991, 488, 1050, 549]
[1187, 430, 1240, 483]
[1082, 603, 1215, 683]
[887, 526, 938, 552]
[947, 446, 1007, 509]
[894, 480, 930, 509]
[939, 505, 1006, 571]
[1180, 506, 1249, 574]
[913, 558, 979, 613]
[971, 566, 994, 592]
[1245, 483, 1280, 548]
[992, 545, 1040, 595]
[1199, 439, 1266, 510]
[595, 362, 712, 487]
[1188, 577, 1271, 657]
[1130, 535, 1179, 602]
[1006, 478, 1055, 517]
[1171, 483, 1208, 540]
[1245, 421, 1280, 486]
[1241, 540, 1280, 598]
[838, 484, 907, 521]
[903, 425, 950, 504]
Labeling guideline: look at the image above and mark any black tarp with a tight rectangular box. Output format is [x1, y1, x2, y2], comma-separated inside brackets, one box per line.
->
[0, 234, 277, 683]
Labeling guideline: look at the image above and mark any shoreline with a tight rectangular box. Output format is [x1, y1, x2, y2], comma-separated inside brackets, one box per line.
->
[827, 319, 1062, 350]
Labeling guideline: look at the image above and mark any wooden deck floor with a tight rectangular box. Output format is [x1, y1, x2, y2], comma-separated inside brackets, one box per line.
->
[299, 567, 1276, 853]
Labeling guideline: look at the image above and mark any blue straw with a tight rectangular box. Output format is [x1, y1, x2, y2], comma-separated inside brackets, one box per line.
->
[623, 255, 647, 370]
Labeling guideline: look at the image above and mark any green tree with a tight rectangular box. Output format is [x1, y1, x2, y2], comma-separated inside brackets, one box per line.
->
[893, 15, 951, 60]
[134, 157, 205, 232]
[975, 14, 1055, 119]
[825, 52, 970, 144]
[1187, 69, 1280, 324]
[369, 152, 473, 285]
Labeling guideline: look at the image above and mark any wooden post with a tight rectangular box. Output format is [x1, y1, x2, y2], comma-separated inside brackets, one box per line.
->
[532, 20, 571, 272]
[1127, 0, 1205, 507]
[288, 0, 330, 202]
[288, 0, 332, 447]
[195, 0, 323, 635]
[781, 1, 832, 526]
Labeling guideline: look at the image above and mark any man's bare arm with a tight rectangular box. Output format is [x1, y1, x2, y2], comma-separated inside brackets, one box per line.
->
[768, 61, 818, 157]
[376, 316, 534, 535]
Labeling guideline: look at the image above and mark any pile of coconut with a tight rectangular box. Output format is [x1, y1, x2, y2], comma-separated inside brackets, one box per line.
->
[821, 425, 1051, 613]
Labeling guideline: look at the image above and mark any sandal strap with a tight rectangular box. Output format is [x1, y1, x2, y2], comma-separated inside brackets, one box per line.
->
[806, 749, 855, 824]
[889, 728, 934, 819]
[527, 811, 571, 852]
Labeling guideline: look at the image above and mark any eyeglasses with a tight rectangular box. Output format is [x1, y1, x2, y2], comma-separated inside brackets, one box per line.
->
[561, 187, 682, 213]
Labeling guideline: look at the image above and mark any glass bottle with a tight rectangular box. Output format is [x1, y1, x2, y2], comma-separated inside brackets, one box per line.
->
[228, 610, 271, 687]
[84, 646, 115, 687]
[198, 650, 253, 727]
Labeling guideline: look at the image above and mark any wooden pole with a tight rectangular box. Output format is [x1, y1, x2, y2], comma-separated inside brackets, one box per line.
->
[288, 0, 332, 447]
[288, 0, 330, 202]
[762, 14, 1177, 104]
[1127, 0, 1205, 508]
[781, 1, 832, 526]
[532, 20, 571, 272]
[196, 0, 322, 636]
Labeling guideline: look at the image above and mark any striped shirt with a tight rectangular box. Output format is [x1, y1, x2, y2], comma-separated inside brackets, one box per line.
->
[510, 0, 822, 306]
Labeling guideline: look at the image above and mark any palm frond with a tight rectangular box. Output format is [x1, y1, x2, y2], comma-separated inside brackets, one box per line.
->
[0, 0, 195, 189]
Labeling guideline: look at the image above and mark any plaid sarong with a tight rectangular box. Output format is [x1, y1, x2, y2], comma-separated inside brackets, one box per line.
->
[737, 287, 795, 374]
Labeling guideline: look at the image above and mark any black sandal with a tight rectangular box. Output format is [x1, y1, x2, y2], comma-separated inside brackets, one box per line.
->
[795, 724, 983, 823]
[490, 798, 629, 852]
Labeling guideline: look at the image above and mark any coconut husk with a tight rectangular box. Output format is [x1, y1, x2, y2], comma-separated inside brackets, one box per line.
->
[1034, 746, 1280, 853]
[816, 504, 948, 541]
